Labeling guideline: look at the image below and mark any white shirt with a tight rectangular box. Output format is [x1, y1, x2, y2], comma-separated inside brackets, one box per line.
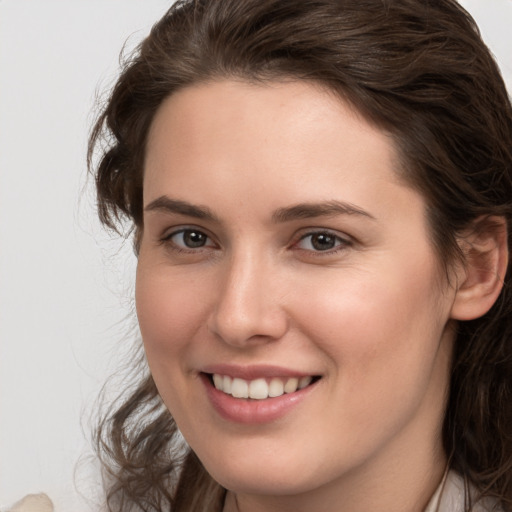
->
[425, 471, 501, 512]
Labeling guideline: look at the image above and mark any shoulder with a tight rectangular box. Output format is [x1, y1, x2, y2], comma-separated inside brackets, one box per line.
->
[425, 471, 504, 512]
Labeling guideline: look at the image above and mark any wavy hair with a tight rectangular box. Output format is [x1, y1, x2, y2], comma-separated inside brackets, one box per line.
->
[88, 1, 512, 510]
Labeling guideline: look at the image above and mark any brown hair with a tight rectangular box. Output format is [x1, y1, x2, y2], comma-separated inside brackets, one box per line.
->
[88, 1, 512, 510]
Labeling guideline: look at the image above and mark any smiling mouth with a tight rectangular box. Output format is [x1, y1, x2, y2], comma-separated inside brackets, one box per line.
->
[206, 373, 321, 400]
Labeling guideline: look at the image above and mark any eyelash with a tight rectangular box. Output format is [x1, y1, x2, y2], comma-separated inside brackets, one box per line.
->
[160, 228, 217, 253]
[293, 230, 352, 255]
[160, 227, 352, 256]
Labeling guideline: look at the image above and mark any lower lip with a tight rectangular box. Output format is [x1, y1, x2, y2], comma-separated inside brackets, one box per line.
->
[201, 374, 318, 424]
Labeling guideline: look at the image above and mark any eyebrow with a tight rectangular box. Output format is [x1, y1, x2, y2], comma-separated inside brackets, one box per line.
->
[144, 196, 375, 223]
[271, 201, 375, 223]
[144, 196, 219, 222]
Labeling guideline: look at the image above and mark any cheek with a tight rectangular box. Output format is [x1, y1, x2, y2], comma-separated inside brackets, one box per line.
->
[135, 262, 215, 427]
[135, 263, 207, 365]
[290, 257, 451, 390]
[285, 262, 453, 461]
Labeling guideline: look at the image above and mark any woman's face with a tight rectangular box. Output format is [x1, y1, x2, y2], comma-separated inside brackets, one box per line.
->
[137, 80, 456, 502]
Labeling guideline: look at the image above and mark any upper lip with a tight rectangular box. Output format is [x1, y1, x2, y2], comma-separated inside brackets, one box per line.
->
[200, 364, 319, 381]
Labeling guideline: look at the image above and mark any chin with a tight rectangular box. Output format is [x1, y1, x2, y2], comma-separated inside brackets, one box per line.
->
[210, 467, 314, 497]
[197, 445, 335, 497]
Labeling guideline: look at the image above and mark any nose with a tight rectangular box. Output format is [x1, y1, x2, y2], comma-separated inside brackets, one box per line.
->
[207, 250, 289, 347]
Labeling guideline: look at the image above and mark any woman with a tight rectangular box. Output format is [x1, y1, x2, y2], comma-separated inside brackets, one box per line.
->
[89, 0, 512, 510]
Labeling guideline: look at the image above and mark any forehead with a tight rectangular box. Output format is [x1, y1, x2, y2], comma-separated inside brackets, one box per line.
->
[143, 79, 407, 207]
[146, 79, 389, 151]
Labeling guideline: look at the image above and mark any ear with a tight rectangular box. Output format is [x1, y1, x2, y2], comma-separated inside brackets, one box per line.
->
[450, 216, 508, 321]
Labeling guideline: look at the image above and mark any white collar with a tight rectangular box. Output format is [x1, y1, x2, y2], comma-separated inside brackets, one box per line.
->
[424, 470, 500, 512]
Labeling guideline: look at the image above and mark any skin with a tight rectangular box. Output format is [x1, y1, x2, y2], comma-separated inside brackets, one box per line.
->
[136, 80, 460, 512]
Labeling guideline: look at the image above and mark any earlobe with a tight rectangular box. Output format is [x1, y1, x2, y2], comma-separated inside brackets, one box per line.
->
[450, 216, 509, 321]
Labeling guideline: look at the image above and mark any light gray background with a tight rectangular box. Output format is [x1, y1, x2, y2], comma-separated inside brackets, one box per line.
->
[0, 1, 510, 510]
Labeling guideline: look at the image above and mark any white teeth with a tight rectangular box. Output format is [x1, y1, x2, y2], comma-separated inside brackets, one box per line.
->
[213, 374, 223, 390]
[268, 378, 284, 397]
[231, 378, 249, 398]
[249, 378, 268, 400]
[284, 377, 299, 393]
[223, 375, 232, 394]
[211, 373, 315, 399]
[299, 376, 312, 389]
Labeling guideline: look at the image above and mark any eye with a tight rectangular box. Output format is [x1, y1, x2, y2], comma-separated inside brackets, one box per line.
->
[165, 228, 215, 250]
[295, 231, 350, 252]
